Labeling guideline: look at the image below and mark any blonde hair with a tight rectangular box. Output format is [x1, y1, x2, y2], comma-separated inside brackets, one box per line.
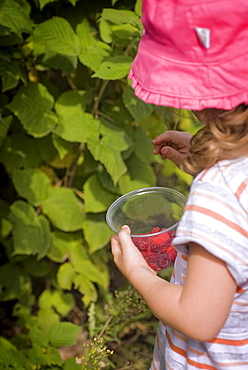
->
[183, 104, 248, 176]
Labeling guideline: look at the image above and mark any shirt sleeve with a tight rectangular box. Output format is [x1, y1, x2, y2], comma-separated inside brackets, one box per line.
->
[173, 179, 248, 286]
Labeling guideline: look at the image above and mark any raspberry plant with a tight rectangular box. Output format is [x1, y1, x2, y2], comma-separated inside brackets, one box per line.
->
[0, 0, 196, 368]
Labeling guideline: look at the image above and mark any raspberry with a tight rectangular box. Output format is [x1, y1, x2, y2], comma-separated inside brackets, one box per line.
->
[152, 232, 170, 245]
[157, 255, 170, 269]
[146, 255, 159, 270]
[167, 246, 177, 262]
[151, 227, 161, 233]
[133, 237, 149, 251]
[151, 243, 161, 253]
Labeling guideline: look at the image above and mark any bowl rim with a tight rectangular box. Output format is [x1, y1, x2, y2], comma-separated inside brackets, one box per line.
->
[106, 186, 187, 237]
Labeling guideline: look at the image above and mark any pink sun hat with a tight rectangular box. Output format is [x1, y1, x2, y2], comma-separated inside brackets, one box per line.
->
[129, 0, 248, 110]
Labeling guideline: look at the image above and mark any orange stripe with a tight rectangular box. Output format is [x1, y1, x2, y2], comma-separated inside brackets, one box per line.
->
[185, 204, 248, 238]
[180, 253, 188, 262]
[236, 286, 245, 294]
[166, 331, 217, 370]
[235, 180, 247, 198]
[209, 336, 248, 346]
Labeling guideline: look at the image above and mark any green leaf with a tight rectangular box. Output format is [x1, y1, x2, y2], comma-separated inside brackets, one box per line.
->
[0, 0, 32, 34]
[87, 119, 131, 184]
[122, 85, 154, 123]
[118, 155, 156, 194]
[0, 215, 12, 240]
[83, 218, 113, 254]
[0, 132, 40, 173]
[51, 290, 75, 317]
[133, 126, 155, 163]
[83, 174, 116, 213]
[57, 262, 75, 290]
[0, 60, 27, 91]
[48, 322, 81, 347]
[40, 51, 78, 76]
[9, 200, 51, 259]
[7, 82, 58, 138]
[46, 346, 62, 366]
[48, 230, 82, 263]
[0, 263, 31, 301]
[52, 134, 73, 160]
[54, 90, 99, 143]
[33, 17, 81, 56]
[92, 55, 133, 80]
[77, 19, 111, 71]
[73, 274, 97, 306]
[29, 327, 49, 348]
[101, 8, 141, 27]
[0, 114, 10, 149]
[37, 308, 60, 333]
[28, 343, 49, 365]
[41, 187, 84, 231]
[12, 169, 51, 206]
[23, 256, 50, 277]
[38, 0, 57, 10]
[99, 19, 113, 43]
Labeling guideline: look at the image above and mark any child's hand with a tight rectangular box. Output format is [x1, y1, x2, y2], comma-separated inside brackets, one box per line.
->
[152, 130, 192, 169]
[111, 225, 156, 281]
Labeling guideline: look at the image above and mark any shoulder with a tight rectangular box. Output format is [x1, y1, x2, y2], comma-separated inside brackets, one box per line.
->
[192, 156, 248, 211]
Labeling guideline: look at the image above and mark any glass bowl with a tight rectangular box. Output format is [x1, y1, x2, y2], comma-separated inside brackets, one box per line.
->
[106, 187, 186, 271]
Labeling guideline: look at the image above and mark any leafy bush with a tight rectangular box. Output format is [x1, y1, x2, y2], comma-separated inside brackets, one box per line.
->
[0, 0, 197, 368]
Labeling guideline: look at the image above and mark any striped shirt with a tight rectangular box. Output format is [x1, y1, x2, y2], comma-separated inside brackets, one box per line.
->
[150, 155, 248, 369]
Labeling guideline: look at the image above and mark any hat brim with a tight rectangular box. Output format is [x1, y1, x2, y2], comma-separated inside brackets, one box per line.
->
[129, 37, 248, 110]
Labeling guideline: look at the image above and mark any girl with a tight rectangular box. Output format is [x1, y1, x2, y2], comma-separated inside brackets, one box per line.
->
[111, 0, 248, 369]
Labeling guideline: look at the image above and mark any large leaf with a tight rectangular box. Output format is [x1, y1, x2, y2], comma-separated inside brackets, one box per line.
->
[0, 263, 31, 301]
[133, 126, 155, 163]
[0, 60, 26, 91]
[40, 51, 78, 76]
[118, 154, 156, 194]
[92, 55, 133, 80]
[73, 274, 97, 306]
[12, 169, 51, 206]
[7, 82, 58, 138]
[54, 90, 99, 143]
[87, 119, 131, 184]
[48, 322, 81, 347]
[122, 85, 154, 124]
[9, 201, 52, 259]
[41, 187, 84, 231]
[33, 17, 81, 56]
[101, 8, 141, 27]
[82, 217, 113, 254]
[77, 18, 111, 71]
[83, 174, 115, 213]
[57, 262, 75, 290]
[48, 230, 82, 263]
[0, 0, 32, 34]
[0, 132, 40, 173]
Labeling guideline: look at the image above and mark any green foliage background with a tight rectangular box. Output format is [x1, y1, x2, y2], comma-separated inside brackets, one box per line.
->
[0, 0, 199, 368]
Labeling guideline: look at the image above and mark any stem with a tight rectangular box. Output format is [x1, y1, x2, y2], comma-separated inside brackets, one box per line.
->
[97, 315, 113, 339]
[91, 80, 109, 118]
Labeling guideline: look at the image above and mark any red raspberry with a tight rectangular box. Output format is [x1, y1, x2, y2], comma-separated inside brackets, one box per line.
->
[167, 246, 177, 262]
[133, 237, 149, 251]
[151, 227, 161, 233]
[151, 243, 161, 253]
[146, 255, 159, 271]
[156, 255, 170, 269]
[152, 232, 170, 245]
